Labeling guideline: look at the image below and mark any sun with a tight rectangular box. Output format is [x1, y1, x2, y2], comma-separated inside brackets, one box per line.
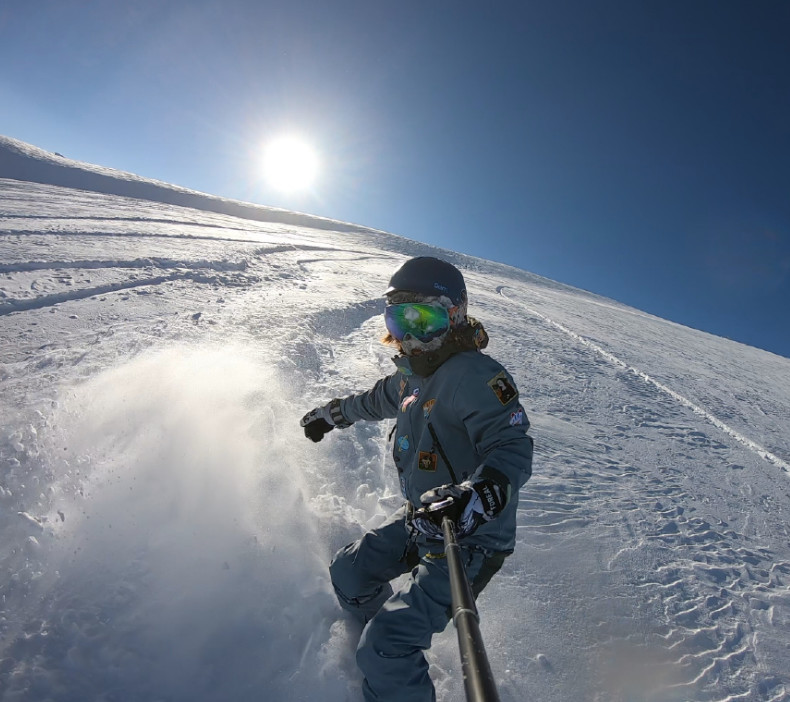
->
[262, 136, 319, 193]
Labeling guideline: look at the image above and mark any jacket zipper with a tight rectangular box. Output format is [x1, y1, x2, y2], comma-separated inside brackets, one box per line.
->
[427, 422, 460, 485]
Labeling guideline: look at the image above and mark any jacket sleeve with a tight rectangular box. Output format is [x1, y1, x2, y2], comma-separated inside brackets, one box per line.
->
[452, 366, 533, 498]
[338, 373, 402, 424]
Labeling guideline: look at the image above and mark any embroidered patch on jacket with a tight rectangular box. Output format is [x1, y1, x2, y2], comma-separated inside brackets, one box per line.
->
[418, 451, 438, 472]
[397, 435, 410, 451]
[400, 388, 420, 412]
[488, 372, 517, 405]
[422, 398, 436, 418]
[398, 378, 407, 400]
[509, 406, 526, 426]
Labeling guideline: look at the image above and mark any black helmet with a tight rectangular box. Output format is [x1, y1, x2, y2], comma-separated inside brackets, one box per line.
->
[385, 257, 466, 307]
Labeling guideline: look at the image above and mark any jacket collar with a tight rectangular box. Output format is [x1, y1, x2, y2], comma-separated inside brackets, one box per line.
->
[392, 318, 489, 377]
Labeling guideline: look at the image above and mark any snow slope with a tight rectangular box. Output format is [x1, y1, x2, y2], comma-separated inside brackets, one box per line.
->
[1, 137, 790, 701]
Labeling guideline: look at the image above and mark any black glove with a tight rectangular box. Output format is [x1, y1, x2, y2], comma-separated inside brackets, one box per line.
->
[300, 399, 350, 442]
[412, 476, 507, 539]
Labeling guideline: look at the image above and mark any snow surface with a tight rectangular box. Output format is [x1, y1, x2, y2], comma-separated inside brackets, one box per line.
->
[1, 136, 790, 701]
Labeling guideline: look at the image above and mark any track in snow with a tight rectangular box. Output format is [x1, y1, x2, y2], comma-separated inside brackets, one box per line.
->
[497, 285, 790, 475]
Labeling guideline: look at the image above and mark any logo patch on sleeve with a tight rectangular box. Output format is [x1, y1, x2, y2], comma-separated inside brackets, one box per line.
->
[418, 452, 438, 471]
[509, 406, 526, 426]
[488, 372, 517, 405]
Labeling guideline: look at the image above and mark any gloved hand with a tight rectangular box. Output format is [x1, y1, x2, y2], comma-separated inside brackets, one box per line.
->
[300, 399, 350, 442]
[412, 477, 507, 539]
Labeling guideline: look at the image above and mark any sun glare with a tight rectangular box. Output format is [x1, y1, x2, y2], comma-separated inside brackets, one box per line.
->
[263, 136, 319, 192]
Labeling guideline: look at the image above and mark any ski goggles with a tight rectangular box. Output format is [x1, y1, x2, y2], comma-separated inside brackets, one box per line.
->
[384, 302, 450, 342]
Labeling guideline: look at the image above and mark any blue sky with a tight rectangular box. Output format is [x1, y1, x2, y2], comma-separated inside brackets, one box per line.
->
[1, 1, 789, 357]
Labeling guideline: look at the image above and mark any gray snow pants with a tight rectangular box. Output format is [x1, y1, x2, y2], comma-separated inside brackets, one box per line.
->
[329, 507, 507, 702]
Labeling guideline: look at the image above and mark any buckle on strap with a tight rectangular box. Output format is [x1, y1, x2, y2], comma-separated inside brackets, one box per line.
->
[328, 398, 352, 428]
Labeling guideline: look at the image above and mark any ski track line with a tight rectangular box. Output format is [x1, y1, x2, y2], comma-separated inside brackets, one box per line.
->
[0, 229, 329, 247]
[0, 271, 255, 316]
[497, 287, 790, 476]
[0, 214, 256, 231]
[1, 227, 353, 254]
[296, 254, 391, 268]
[0, 228, 270, 245]
[0, 257, 249, 274]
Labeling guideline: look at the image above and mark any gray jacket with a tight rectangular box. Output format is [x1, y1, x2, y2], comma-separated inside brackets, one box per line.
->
[339, 349, 533, 552]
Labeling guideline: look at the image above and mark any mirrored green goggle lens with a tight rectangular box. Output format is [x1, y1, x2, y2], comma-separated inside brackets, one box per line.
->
[385, 303, 450, 342]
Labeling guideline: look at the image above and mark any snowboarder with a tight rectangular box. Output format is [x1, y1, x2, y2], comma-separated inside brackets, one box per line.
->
[301, 256, 534, 702]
